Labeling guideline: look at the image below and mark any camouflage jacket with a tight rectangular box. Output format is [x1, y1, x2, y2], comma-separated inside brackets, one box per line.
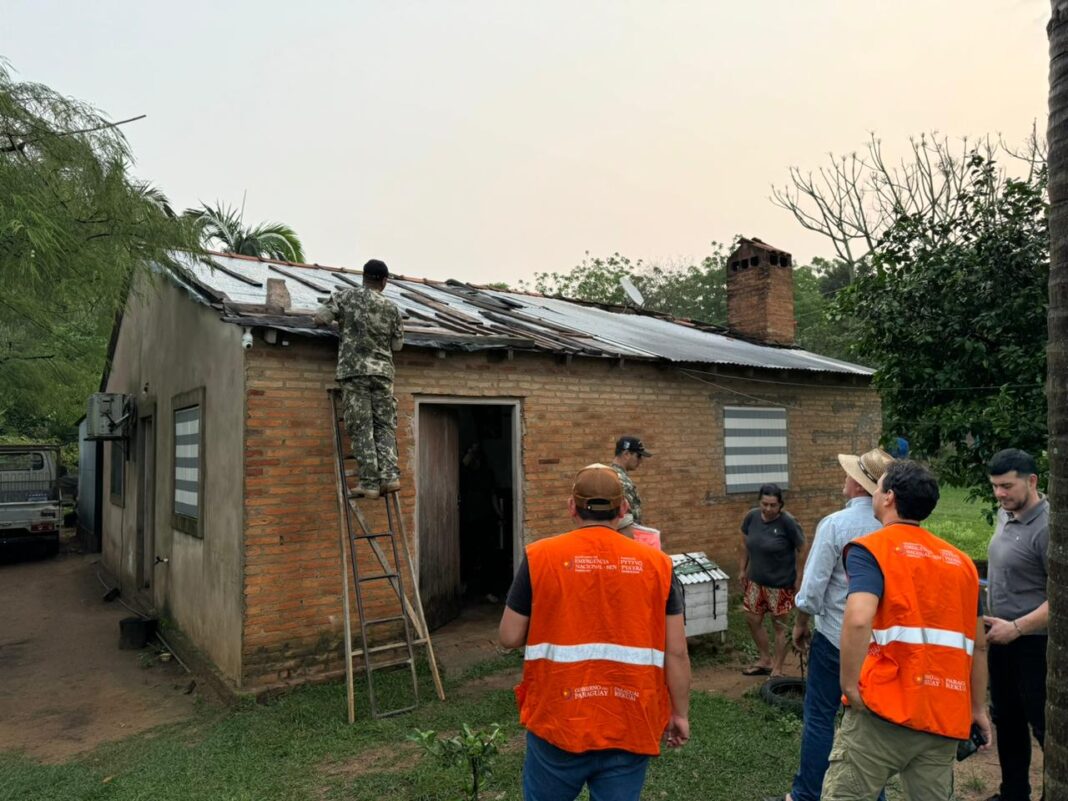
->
[611, 463, 642, 525]
[315, 286, 404, 379]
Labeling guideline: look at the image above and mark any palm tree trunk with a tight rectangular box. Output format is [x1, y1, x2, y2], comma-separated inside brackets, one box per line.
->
[1047, 3, 1068, 797]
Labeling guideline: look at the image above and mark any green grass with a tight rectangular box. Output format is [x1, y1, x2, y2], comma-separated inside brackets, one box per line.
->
[0, 652, 806, 801]
[9, 500, 997, 801]
[925, 484, 996, 560]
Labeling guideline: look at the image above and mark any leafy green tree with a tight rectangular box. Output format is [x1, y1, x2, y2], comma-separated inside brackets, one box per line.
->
[523, 245, 732, 324]
[0, 59, 199, 440]
[525, 243, 854, 361]
[834, 152, 1048, 494]
[777, 132, 1049, 497]
[184, 202, 305, 262]
[792, 257, 866, 361]
[524, 251, 634, 305]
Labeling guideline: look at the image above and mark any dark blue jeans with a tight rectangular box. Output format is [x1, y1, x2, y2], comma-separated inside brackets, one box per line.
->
[522, 731, 650, 801]
[790, 631, 886, 801]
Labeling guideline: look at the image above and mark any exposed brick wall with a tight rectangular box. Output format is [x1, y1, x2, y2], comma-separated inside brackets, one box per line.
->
[241, 339, 880, 688]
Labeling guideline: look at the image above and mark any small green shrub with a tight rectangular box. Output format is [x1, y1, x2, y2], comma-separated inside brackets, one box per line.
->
[410, 723, 505, 801]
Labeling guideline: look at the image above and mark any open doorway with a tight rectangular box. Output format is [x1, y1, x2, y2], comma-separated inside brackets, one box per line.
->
[416, 399, 521, 631]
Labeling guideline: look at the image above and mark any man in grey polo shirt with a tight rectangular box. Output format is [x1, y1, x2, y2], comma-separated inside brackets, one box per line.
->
[983, 448, 1049, 801]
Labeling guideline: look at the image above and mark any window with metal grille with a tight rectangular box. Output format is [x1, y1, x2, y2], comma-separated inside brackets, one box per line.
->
[723, 406, 789, 493]
[172, 388, 204, 537]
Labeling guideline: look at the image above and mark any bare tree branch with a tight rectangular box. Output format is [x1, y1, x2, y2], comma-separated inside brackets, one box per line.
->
[771, 132, 1045, 266]
[0, 114, 146, 153]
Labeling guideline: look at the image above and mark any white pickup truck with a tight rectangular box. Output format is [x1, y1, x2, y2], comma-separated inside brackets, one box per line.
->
[0, 445, 62, 557]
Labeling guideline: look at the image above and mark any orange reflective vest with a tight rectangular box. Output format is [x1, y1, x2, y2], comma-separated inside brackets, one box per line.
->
[844, 524, 979, 740]
[515, 525, 675, 755]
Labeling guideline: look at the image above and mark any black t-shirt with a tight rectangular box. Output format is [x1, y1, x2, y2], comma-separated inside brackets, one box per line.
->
[505, 555, 684, 616]
[741, 508, 805, 589]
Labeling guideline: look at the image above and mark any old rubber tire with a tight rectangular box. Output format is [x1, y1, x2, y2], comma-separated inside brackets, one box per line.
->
[760, 676, 805, 717]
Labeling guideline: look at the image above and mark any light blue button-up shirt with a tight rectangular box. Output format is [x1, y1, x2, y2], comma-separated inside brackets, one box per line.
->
[795, 496, 880, 648]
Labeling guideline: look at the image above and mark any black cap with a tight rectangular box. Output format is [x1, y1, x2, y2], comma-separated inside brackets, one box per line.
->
[615, 436, 652, 457]
[363, 259, 389, 279]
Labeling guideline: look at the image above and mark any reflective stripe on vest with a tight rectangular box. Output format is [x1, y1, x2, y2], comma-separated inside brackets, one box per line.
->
[525, 642, 666, 668]
[871, 625, 975, 656]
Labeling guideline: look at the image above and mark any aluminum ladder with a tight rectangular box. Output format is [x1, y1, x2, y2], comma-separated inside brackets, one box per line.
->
[329, 389, 445, 720]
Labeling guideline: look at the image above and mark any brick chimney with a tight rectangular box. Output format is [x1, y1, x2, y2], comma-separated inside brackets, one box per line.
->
[725, 237, 795, 345]
[265, 278, 291, 314]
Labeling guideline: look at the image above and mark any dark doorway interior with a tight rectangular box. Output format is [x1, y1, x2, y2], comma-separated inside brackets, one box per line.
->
[418, 403, 514, 631]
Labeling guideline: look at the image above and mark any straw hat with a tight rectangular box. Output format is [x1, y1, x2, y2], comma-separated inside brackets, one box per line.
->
[837, 448, 895, 495]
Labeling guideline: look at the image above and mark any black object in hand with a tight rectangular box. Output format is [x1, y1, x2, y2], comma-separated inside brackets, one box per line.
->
[956, 723, 987, 761]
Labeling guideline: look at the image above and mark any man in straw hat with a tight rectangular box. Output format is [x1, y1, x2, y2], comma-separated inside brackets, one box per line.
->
[765, 448, 893, 801]
[499, 463, 690, 801]
[822, 459, 989, 800]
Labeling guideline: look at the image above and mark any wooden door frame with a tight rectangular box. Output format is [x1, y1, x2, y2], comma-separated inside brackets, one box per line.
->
[413, 397, 524, 581]
[135, 400, 157, 592]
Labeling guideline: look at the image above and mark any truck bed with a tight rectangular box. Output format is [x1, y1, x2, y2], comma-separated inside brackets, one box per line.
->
[0, 482, 60, 504]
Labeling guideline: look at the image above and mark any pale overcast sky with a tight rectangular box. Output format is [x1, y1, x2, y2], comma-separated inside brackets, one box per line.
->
[5, 1, 1051, 284]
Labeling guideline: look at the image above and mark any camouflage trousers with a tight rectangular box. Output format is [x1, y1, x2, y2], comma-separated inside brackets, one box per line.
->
[339, 375, 399, 489]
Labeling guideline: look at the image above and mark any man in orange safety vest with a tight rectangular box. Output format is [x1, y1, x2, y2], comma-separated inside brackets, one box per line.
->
[498, 463, 691, 801]
[821, 459, 991, 801]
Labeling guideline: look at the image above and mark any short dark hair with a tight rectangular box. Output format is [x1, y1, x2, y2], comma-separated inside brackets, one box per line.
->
[758, 484, 784, 506]
[987, 448, 1038, 478]
[576, 506, 620, 522]
[880, 460, 939, 521]
[362, 259, 389, 285]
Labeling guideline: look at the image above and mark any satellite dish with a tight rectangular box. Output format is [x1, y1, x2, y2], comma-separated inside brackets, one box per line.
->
[619, 276, 645, 308]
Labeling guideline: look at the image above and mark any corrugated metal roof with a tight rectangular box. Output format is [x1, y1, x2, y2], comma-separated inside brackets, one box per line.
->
[671, 553, 730, 585]
[168, 251, 873, 376]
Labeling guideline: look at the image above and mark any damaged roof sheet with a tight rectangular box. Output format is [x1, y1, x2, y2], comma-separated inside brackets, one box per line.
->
[170, 251, 873, 376]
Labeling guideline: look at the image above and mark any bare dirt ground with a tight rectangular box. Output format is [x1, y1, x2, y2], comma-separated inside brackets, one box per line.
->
[430, 599, 511, 677]
[0, 547, 199, 763]
[950, 729, 1043, 801]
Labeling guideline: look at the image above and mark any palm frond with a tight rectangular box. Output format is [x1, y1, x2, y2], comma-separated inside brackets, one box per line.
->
[246, 223, 305, 262]
[182, 202, 304, 261]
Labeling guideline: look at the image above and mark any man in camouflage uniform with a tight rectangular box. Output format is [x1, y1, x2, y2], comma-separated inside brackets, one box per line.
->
[315, 259, 404, 499]
[611, 435, 651, 535]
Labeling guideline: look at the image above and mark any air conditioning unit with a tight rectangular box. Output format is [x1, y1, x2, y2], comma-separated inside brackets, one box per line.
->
[85, 393, 134, 440]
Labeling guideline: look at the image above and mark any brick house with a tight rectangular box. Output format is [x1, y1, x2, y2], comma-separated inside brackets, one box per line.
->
[99, 239, 880, 694]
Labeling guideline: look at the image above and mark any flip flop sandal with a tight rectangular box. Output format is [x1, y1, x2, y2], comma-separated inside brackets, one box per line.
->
[741, 665, 772, 676]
